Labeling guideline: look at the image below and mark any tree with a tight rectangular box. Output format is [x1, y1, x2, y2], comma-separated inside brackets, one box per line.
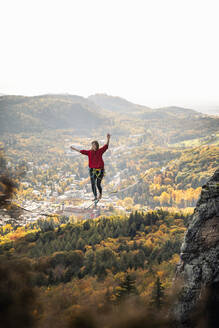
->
[115, 273, 138, 303]
[151, 276, 165, 309]
[84, 250, 95, 275]
[76, 237, 86, 251]
[94, 248, 117, 279]
[133, 249, 145, 269]
[128, 222, 136, 238]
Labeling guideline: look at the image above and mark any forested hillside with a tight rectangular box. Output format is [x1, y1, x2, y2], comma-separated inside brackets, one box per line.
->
[0, 94, 107, 134]
[118, 144, 218, 206]
[0, 208, 190, 326]
[88, 93, 151, 114]
[1, 94, 219, 145]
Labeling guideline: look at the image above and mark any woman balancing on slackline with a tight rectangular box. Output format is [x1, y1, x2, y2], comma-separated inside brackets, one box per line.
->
[70, 133, 110, 201]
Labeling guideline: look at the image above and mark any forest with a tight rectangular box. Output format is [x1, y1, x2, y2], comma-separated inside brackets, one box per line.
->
[0, 208, 191, 327]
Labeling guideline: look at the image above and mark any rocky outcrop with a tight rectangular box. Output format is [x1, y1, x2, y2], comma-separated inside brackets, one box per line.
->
[174, 168, 219, 328]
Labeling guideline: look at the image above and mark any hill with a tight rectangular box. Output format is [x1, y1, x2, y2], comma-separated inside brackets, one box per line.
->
[88, 93, 219, 144]
[88, 93, 151, 114]
[1, 93, 219, 146]
[0, 207, 192, 327]
[0, 94, 107, 134]
[155, 105, 201, 117]
[117, 146, 218, 206]
[0, 208, 189, 283]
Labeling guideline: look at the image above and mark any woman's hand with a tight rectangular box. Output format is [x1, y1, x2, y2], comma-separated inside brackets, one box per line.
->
[70, 146, 80, 153]
[106, 133, 111, 146]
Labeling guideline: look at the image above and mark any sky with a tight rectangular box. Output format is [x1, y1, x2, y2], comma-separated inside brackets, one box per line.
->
[1, 0, 219, 111]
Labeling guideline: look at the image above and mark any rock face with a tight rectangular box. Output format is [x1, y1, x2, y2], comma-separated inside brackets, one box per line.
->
[174, 168, 219, 328]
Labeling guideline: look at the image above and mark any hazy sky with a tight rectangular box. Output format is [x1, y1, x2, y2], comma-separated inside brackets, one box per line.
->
[1, 0, 219, 110]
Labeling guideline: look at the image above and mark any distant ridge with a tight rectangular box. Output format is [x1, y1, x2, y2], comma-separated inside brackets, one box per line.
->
[155, 105, 201, 115]
[0, 94, 106, 134]
[88, 93, 205, 119]
[88, 93, 151, 113]
[1, 93, 218, 139]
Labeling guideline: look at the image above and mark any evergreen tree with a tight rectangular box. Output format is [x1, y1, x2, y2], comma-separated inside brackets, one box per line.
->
[115, 273, 138, 303]
[63, 267, 74, 283]
[119, 252, 127, 271]
[48, 270, 55, 285]
[128, 222, 137, 238]
[64, 241, 72, 251]
[76, 237, 86, 251]
[84, 250, 94, 274]
[133, 249, 145, 269]
[151, 276, 165, 309]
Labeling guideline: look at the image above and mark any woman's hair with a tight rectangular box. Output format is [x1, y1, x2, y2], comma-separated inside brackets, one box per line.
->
[91, 140, 99, 150]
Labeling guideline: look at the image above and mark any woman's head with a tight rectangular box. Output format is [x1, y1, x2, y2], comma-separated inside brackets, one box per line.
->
[91, 141, 99, 151]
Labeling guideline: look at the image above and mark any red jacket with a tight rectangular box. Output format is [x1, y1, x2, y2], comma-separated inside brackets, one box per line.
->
[80, 144, 108, 168]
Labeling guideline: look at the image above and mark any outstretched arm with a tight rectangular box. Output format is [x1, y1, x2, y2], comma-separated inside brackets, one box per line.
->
[106, 133, 111, 146]
[99, 133, 111, 154]
[70, 146, 89, 155]
[70, 146, 81, 153]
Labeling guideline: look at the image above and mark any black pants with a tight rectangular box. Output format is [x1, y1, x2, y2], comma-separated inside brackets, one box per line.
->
[89, 168, 104, 198]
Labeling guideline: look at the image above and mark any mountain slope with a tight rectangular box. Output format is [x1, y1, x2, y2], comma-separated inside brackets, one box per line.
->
[1, 93, 218, 144]
[156, 105, 202, 117]
[117, 145, 219, 206]
[88, 93, 151, 114]
[0, 94, 106, 134]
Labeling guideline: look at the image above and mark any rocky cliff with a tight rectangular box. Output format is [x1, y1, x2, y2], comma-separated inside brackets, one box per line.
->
[174, 168, 219, 328]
